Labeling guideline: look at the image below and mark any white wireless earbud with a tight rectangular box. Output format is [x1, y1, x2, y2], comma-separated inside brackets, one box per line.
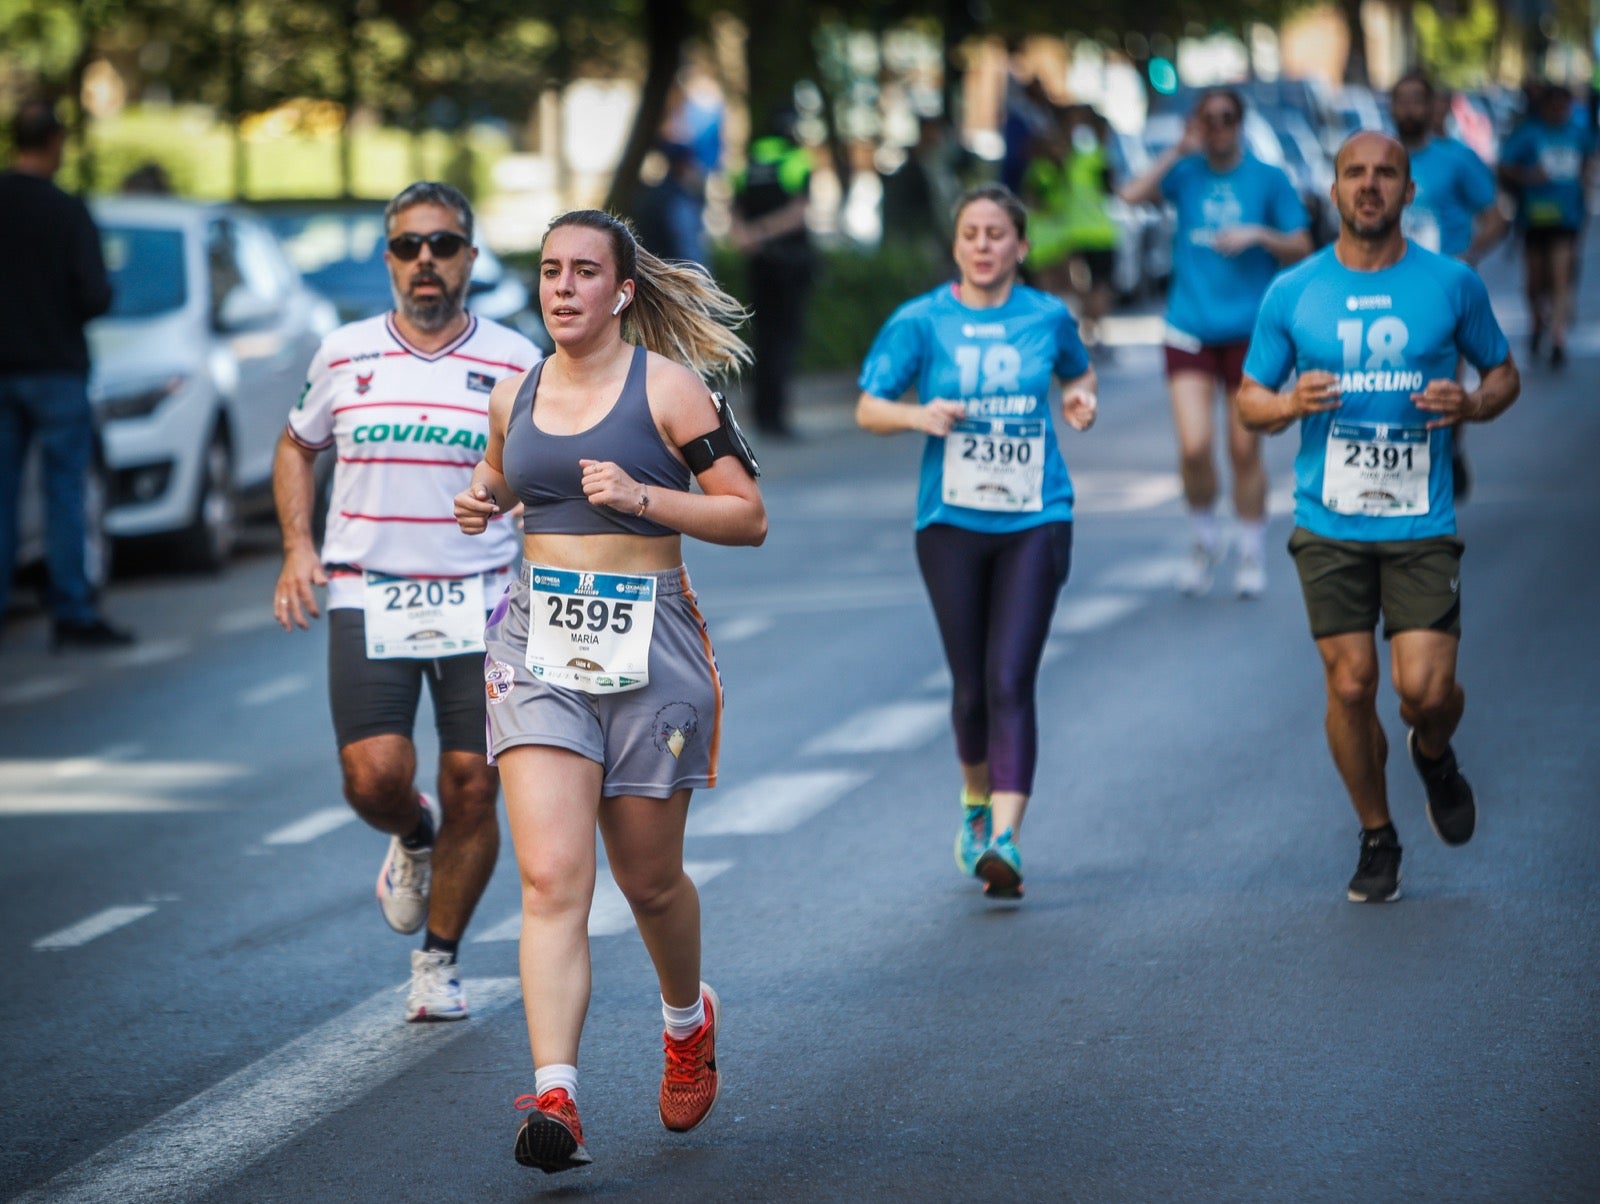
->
[612, 293, 627, 316]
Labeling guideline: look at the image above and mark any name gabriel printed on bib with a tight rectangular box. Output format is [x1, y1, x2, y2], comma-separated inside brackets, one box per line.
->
[857, 282, 1089, 533]
[1243, 244, 1510, 541]
[287, 312, 540, 614]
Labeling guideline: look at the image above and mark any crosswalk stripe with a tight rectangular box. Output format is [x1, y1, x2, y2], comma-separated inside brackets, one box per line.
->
[1051, 592, 1144, 634]
[801, 700, 948, 755]
[12, 977, 523, 1203]
[239, 673, 311, 707]
[472, 859, 733, 942]
[687, 770, 870, 836]
[33, 904, 158, 951]
[262, 807, 357, 845]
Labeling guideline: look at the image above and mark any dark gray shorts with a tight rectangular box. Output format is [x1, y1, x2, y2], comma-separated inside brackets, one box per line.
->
[1287, 527, 1464, 641]
[482, 565, 723, 798]
[327, 608, 488, 752]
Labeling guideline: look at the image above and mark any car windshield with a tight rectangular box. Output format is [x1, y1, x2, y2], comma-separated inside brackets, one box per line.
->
[100, 226, 187, 318]
[267, 211, 389, 293]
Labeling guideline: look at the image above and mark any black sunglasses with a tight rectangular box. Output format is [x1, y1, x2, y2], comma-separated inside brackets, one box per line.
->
[387, 231, 469, 260]
[1202, 111, 1239, 128]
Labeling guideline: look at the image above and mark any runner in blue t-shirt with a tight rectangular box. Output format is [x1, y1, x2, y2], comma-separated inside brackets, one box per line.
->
[1237, 131, 1521, 904]
[857, 183, 1098, 901]
[1392, 70, 1510, 503]
[1499, 84, 1596, 365]
[1120, 87, 1311, 599]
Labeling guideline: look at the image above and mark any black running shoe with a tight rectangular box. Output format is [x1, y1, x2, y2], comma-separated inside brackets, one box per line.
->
[51, 616, 135, 651]
[1408, 729, 1477, 847]
[1348, 828, 1402, 903]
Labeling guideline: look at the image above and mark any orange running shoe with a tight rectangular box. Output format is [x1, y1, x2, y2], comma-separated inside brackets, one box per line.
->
[513, 1088, 593, 1173]
[658, 983, 721, 1132]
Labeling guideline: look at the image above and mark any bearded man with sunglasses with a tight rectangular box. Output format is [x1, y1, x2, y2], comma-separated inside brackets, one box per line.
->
[1122, 88, 1312, 599]
[271, 181, 541, 1021]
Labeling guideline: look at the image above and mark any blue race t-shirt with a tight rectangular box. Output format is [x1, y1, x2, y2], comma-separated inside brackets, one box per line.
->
[1403, 136, 1499, 257]
[858, 282, 1090, 533]
[1243, 243, 1509, 541]
[1501, 118, 1595, 230]
[1162, 153, 1308, 345]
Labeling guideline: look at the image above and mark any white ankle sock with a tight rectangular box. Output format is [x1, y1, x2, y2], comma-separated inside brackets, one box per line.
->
[534, 1064, 578, 1100]
[1189, 507, 1220, 551]
[662, 994, 705, 1039]
[1236, 519, 1267, 563]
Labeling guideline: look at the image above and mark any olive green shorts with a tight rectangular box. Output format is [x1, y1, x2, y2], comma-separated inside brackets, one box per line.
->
[1287, 527, 1463, 641]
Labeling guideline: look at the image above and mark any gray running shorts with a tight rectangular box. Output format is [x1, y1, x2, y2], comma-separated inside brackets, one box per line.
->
[482, 565, 723, 798]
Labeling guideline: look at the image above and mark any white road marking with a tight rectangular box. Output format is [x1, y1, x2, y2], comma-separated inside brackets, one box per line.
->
[33, 904, 157, 951]
[214, 609, 281, 635]
[801, 700, 948, 755]
[103, 638, 189, 668]
[0, 794, 220, 817]
[687, 770, 870, 836]
[0, 758, 248, 818]
[712, 614, 773, 644]
[1040, 636, 1073, 668]
[13, 977, 522, 1203]
[1096, 555, 1192, 591]
[1051, 593, 1144, 635]
[239, 672, 311, 707]
[918, 665, 951, 693]
[1071, 469, 1183, 514]
[473, 860, 733, 942]
[709, 576, 925, 616]
[262, 807, 356, 845]
[0, 676, 79, 706]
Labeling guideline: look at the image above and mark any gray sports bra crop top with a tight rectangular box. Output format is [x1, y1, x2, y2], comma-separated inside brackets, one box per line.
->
[502, 344, 689, 537]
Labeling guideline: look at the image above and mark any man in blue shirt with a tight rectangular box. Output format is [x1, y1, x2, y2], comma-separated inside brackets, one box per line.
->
[1499, 84, 1595, 366]
[1237, 131, 1520, 903]
[1392, 70, 1508, 502]
[1121, 88, 1311, 599]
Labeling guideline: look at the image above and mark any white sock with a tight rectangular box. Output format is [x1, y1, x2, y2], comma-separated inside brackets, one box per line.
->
[534, 1063, 578, 1100]
[1236, 518, 1267, 563]
[662, 994, 705, 1039]
[1189, 507, 1220, 552]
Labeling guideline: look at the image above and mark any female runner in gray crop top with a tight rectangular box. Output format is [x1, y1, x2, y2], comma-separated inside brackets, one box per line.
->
[453, 209, 764, 1174]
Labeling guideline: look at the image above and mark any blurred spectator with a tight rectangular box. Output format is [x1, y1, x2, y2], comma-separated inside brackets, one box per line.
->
[119, 161, 173, 195]
[0, 100, 132, 648]
[731, 106, 813, 438]
[635, 140, 708, 265]
[1001, 50, 1054, 194]
[880, 114, 965, 265]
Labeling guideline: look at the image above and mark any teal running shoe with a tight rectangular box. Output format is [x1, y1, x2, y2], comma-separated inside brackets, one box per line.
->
[954, 793, 992, 876]
[975, 828, 1023, 899]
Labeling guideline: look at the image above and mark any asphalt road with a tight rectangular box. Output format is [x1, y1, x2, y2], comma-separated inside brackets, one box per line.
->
[2, 246, 1596, 1202]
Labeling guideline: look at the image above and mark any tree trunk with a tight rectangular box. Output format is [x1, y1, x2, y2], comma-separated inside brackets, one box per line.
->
[604, 0, 696, 217]
[1343, 0, 1369, 85]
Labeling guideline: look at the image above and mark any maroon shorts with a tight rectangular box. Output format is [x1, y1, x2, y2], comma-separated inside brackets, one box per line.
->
[1164, 339, 1249, 391]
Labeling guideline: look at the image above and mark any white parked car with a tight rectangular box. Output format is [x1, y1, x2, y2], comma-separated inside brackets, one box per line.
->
[75, 198, 335, 571]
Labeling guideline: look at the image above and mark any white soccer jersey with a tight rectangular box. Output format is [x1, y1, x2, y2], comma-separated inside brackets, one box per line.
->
[287, 312, 540, 608]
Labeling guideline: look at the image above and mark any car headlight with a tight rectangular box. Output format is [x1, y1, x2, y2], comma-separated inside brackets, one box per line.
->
[96, 375, 189, 421]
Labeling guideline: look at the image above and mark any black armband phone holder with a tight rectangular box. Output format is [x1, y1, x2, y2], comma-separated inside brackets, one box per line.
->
[680, 391, 761, 478]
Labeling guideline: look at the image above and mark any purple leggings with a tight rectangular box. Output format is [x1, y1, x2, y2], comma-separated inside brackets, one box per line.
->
[915, 521, 1073, 794]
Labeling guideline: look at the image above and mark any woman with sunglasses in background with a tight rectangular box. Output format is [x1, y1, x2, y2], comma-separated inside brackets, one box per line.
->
[455, 209, 765, 1173]
[1119, 87, 1311, 600]
[273, 181, 542, 1023]
[856, 184, 1098, 902]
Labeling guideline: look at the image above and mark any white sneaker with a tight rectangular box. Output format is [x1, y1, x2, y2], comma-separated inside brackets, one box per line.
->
[1234, 554, 1267, 599]
[376, 792, 441, 935]
[405, 949, 468, 1022]
[1176, 543, 1221, 596]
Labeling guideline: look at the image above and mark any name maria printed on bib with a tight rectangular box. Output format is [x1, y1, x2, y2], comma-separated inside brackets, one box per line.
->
[525, 567, 657, 694]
